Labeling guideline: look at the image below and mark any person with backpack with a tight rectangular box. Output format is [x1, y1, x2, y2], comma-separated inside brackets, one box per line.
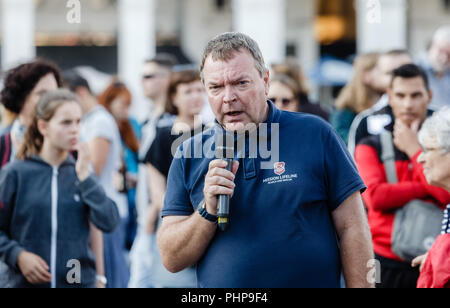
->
[355, 64, 450, 288]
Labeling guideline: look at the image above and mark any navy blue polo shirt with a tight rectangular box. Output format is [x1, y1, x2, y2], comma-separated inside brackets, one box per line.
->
[162, 101, 366, 288]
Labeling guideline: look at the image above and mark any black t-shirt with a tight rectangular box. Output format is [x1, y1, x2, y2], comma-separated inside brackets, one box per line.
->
[298, 94, 330, 122]
[144, 124, 204, 178]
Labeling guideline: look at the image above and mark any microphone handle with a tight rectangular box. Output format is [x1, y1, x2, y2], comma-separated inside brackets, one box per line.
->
[217, 158, 233, 231]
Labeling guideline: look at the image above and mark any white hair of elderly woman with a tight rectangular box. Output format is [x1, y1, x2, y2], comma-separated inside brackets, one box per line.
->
[418, 107, 450, 152]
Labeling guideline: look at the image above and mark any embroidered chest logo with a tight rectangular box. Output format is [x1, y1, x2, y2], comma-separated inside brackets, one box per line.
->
[263, 162, 298, 185]
[274, 162, 285, 176]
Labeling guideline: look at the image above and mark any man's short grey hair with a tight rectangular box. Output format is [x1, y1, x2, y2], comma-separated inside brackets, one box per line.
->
[419, 107, 450, 153]
[200, 32, 267, 82]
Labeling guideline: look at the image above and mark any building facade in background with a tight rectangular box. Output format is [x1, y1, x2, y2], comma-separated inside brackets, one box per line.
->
[0, 0, 449, 115]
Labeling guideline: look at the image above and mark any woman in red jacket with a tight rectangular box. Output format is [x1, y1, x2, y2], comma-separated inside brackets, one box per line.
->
[413, 107, 450, 288]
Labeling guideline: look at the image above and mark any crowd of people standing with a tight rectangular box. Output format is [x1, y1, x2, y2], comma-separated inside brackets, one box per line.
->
[0, 25, 449, 288]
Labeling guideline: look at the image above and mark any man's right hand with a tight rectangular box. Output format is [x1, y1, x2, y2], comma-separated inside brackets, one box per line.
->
[17, 251, 52, 285]
[203, 159, 239, 215]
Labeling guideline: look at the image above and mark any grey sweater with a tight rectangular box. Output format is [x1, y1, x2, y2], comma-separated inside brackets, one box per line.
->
[0, 155, 120, 288]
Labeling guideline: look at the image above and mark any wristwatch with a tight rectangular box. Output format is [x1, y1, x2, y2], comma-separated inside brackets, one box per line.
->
[96, 275, 107, 285]
[197, 200, 218, 224]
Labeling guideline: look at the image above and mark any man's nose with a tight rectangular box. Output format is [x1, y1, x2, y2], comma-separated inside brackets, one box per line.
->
[403, 96, 414, 109]
[223, 85, 236, 103]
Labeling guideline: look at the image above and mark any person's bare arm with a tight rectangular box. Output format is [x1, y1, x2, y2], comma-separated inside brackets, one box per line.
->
[77, 143, 106, 288]
[145, 164, 167, 234]
[157, 159, 239, 273]
[89, 222, 105, 288]
[88, 138, 111, 177]
[157, 214, 218, 273]
[332, 191, 374, 288]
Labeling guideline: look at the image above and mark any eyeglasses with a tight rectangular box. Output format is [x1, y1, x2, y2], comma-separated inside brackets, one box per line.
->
[269, 97, 295, 105]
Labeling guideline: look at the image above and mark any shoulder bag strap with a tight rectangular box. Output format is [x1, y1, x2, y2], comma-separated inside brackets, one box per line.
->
[380, 130, 398, 184]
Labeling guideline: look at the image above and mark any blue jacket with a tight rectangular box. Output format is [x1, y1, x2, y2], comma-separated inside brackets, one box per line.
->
[0, 155, 120, 288]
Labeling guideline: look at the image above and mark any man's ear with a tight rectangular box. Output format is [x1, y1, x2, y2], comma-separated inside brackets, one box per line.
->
[427, 90, 433, 106]
[37, 119, 48, 137]
[264, 69, 270, 96]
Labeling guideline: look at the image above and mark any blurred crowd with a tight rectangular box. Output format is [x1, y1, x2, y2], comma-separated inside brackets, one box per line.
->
[0, 24, 449, 288]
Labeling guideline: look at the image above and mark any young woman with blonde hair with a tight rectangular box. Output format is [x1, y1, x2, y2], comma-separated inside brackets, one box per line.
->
[331, 53, 380, 144]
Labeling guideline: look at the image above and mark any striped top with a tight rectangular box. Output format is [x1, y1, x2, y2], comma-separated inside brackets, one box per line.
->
[442, 204, 450, 235]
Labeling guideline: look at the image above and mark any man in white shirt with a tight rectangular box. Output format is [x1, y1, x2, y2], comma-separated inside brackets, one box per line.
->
[129, 54, 177, 288]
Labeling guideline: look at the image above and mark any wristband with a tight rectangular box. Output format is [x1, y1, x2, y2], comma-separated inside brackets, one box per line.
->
[96, 275, 107, 285]
[197, 200, 218, 224]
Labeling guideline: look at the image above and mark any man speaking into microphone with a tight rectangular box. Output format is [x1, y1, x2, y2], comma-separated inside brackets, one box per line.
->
[157, 32, 374, 288]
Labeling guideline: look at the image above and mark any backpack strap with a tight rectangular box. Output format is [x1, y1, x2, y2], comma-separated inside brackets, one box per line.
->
[380, 130, 398, 184]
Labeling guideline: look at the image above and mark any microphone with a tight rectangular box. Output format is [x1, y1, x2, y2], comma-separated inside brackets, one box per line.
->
[215, 129, 235, 232]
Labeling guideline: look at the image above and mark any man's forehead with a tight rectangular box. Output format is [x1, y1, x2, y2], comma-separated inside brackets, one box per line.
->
[203, 52, 257, 81]
[392, 76, 427, 91]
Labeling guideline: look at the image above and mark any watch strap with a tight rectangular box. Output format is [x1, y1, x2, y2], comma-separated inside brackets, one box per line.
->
[197, 200, 217, 224]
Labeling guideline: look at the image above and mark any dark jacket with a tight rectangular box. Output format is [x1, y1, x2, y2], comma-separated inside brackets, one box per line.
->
[0, 155, 120, 288]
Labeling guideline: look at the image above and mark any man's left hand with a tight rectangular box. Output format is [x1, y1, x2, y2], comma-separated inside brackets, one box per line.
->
[393, 119, 421, 159]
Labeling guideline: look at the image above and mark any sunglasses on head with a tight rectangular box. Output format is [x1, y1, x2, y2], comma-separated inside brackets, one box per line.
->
[269, 97, 295, 105]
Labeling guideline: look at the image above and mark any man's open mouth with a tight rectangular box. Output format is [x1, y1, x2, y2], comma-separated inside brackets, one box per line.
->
[226, 111, 243, 117]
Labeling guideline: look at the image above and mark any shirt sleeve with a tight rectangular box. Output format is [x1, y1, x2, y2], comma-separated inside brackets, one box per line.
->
[90, 113, 116, 142]
[77, 176, 120, 233]
[324, 127, 367, 211]
[144, 128, 170, 177]
[161, 147, 194, 218]
[0, 167, 24, 270]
